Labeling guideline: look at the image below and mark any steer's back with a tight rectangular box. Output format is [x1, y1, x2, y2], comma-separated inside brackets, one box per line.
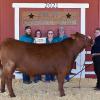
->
[0, 38, 68, 74]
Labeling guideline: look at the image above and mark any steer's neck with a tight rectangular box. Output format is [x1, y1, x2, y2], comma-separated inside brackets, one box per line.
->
[62, 39, 85, 61]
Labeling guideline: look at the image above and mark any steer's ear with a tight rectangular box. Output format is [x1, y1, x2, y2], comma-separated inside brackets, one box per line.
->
[70, 34, 76, 39]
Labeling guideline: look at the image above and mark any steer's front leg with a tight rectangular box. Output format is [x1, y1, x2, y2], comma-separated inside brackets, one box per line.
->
[57, 73, 65, 97]
[6, 75, 16, 97]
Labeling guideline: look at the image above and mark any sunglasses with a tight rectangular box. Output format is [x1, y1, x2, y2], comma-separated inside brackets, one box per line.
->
[48, 32, 54, 34]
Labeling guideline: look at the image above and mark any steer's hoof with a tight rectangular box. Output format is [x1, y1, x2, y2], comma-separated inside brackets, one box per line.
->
[1, 89, 5, 93]
[60, 93, 65, 97]
[10, 93, 16, 97]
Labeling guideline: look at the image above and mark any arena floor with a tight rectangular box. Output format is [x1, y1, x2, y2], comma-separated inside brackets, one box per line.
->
[0, 78, 100, 100]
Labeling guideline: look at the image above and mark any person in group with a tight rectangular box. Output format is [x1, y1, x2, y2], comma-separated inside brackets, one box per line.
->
[34, 29, 42, 40]
[33, 29, 42, 83]
[56, 26, 69, 42]
[91, 27, 100, 89]
[56, 26, 70, 81]
[46, 30, 58, 43]
[45, 30, 57, 82]
[19, 26, 34, 84]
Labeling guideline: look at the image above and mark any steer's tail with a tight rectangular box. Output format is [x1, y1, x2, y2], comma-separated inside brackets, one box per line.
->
[0, 43, 3, 68]
[0, 60, 3, 74]
[0, 45, 3, 76]
[0, 44, 1, 60]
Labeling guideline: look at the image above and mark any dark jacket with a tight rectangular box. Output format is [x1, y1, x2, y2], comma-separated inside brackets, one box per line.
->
[46, 37, 58, 43]
[19, 34, 34, 43]
[91, 36, 100, 54]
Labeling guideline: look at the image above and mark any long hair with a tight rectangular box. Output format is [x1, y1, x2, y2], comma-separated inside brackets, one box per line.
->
[34, 29, 42, 37]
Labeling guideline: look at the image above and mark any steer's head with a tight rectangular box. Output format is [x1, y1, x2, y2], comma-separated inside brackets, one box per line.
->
[71, 32, 93, 48]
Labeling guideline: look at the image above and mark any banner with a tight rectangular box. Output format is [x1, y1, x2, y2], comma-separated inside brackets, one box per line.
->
[34, 37, 46, 44]
[20, 9, 80, 26]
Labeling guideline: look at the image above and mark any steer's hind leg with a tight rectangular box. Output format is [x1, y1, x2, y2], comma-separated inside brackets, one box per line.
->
[57, 73, 65, 97]
[0, 72, 6, 93]
[4, 61, 16, 97]
[6, 74, 16, 97]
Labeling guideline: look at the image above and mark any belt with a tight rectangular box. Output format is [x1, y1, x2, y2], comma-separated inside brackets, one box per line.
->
[92, 53, 100, 56]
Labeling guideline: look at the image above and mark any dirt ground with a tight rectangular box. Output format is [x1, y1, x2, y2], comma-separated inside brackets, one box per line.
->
[0, 78, 100, 100]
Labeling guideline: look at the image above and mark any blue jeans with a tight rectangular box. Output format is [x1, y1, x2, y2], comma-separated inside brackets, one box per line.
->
[45, 74, 55, 81]
[23, 73, 30, 82]
[34, 75, 41, 82]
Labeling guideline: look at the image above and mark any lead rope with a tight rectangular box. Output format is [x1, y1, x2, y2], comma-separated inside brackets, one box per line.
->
[79, 55, 85, 88]
[79, 52, 83, 88]
[79, 50, 88, 88]
[64, 50, 93, 85]
[64, 63, 92, 83]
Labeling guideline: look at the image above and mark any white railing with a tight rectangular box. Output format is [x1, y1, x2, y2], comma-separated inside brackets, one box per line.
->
[85, 50, 95, 75]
